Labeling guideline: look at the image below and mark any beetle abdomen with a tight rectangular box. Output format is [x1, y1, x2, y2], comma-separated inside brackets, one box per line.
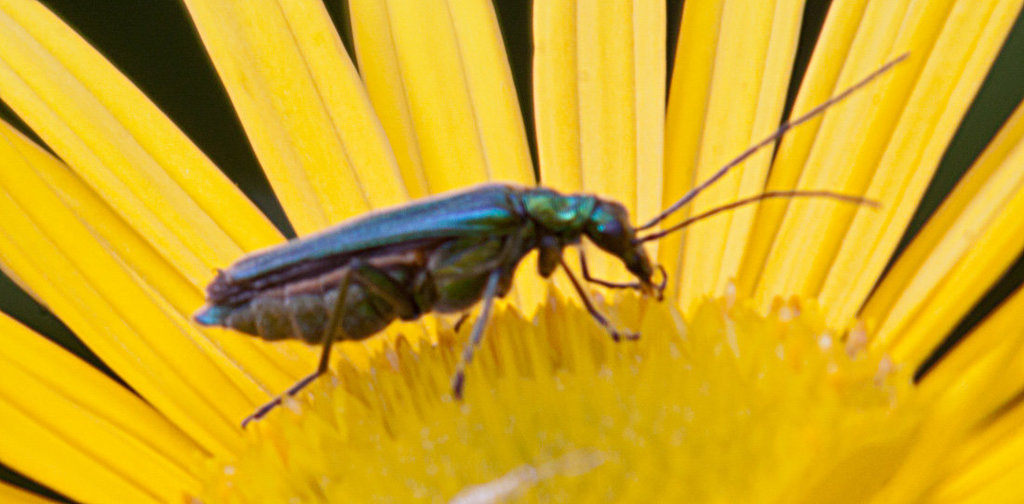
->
[203, 266, 399, 344]
[226, 287, 395, 344]
[196, 248, 429, 344]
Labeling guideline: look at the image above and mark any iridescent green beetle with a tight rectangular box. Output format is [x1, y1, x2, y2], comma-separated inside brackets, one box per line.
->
[195, 56, 902, 426]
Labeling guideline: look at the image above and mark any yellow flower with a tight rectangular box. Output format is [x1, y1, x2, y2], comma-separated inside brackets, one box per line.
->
[0, 0, 1022, 502]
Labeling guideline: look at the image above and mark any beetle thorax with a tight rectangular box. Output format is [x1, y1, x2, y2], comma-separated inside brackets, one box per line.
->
[520, 188, 598, 238]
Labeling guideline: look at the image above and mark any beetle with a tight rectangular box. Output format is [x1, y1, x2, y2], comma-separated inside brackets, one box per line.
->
[195, 55, 903, 426]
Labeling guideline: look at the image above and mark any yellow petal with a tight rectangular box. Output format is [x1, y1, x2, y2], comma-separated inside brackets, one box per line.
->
[576, 1, 635, 206]
[0, 481, 54, 504]
[917, 285, 1024, 412]
[182, 0, 408, 234]
[670, 0, 805, 308]
[0, 122, 262, 456]
[0, 313, 203, 503]
[0, 0, 281, 288]
[533, 0, 583, 191]
[735, 0, 877, 296]
[747, 0, 918, 303]
[533, 0, 665, 282]
[632, 1, 668, 234]
[820, 0, 1024, 326]
[348, 0, 428, 199]
[930, 397, 1024, 502]
[863, 99, 1024, 364]
[745, 0, 1023, 319]
[0, 1, 316, 404]
[0, 116, 315, 392]
[877, 286, 1024, 501]
[351, 0, 533, 194]
[660, 0, 725, 298]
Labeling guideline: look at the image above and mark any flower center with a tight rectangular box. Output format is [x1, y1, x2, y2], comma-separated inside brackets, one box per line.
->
[202, 290, 921, 502]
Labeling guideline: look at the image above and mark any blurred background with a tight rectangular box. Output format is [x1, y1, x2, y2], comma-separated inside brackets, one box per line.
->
[0, 1, 1021, 500]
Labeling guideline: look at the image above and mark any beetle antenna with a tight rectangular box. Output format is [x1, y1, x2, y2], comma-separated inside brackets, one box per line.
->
[635, 190, 878, 243]
[637, 53, 907, 232]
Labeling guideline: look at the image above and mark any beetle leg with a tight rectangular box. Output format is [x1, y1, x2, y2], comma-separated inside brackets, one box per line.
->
[451, 268, 501, 400]
[242, 260, 366, 427]
[348, 260, 421, 320]
[578, 249, 643, 291]
[559, 256, 639, 342]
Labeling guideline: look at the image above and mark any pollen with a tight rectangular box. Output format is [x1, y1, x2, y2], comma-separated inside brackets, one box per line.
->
[201, 289, 921, 503]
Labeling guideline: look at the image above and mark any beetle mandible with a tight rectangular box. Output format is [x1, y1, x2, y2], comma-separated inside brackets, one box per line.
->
[195, 55, 904, 426]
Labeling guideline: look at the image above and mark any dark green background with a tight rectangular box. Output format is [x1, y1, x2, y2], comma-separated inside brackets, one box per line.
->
[0, 1, 1022, 500]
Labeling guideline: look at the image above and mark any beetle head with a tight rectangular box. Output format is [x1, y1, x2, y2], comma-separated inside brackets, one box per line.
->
[585, 199, 658, 296]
